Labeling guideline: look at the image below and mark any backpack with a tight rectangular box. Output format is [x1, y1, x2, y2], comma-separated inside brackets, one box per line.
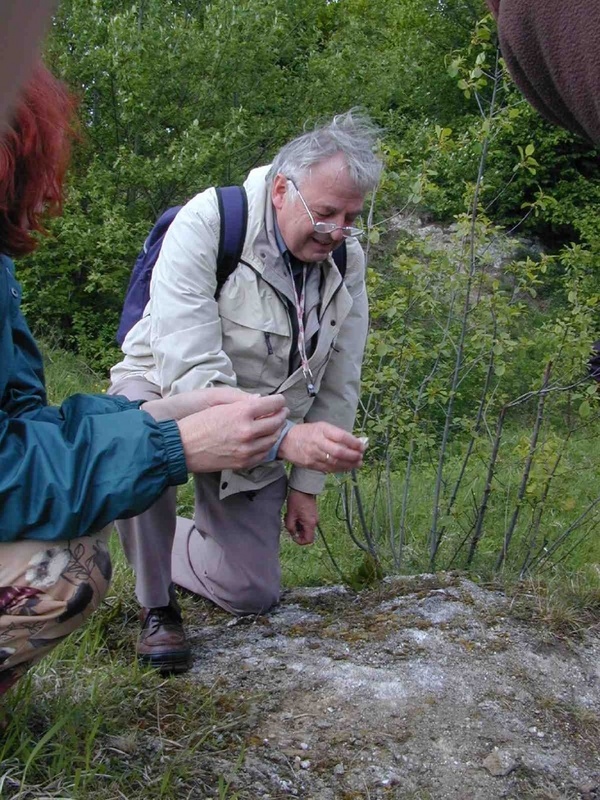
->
[116, 184, 347, 346]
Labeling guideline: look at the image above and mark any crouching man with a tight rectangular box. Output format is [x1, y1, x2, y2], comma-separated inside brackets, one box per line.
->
[109, 109, 382, 672]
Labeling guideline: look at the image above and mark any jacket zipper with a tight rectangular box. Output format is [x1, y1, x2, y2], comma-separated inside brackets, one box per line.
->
[286, 300, 297, 377]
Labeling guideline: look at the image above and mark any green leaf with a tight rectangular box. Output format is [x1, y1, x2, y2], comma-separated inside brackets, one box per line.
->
[579, 400, 592, 419]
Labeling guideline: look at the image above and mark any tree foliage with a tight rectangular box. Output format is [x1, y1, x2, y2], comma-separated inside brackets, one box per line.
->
[19, 0, 480, 368]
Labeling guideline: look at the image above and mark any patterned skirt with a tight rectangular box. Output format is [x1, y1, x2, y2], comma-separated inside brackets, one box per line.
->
[0, 531, 112, 695]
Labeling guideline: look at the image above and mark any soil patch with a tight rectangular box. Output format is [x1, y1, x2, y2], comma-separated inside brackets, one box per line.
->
[186, 574, 600, 800]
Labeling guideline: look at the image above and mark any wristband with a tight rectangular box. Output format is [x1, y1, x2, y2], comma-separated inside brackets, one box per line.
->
[263, 420, 294, 462]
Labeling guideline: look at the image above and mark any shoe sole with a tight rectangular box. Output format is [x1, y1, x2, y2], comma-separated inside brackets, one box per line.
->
[137, 651, 193, 675]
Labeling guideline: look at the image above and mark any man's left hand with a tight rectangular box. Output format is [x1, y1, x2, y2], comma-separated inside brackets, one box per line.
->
[284, 489, 318, 545]
[141, 387, 249, 421]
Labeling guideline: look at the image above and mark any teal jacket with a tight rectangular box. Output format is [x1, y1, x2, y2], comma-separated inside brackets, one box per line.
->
[0, 254, 187, 542]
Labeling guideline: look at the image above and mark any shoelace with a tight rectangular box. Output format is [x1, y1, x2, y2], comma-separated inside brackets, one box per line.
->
[143, 605, 182, 632]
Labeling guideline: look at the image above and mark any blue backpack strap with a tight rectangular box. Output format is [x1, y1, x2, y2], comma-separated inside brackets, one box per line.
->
[215, 186, 248, 297]
[331, 240, 347, 278]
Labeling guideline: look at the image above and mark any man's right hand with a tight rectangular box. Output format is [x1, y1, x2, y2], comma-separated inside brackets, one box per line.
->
[277, 420, 365, 473]
[177, 394, 289, 473]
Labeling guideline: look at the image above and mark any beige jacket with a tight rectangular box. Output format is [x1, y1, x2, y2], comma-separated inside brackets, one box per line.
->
[111, 165, 369, 498]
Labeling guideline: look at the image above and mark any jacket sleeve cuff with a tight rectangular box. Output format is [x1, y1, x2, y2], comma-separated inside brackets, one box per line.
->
[109, 395, 147, 411]
[288, 466, 327, 495]
[157, 418, 188, 485]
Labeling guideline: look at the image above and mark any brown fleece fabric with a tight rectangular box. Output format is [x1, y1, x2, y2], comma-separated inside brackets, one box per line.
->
[486, 0, 600, 144]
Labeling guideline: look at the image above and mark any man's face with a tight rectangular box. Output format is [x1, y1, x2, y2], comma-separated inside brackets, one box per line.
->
[271, 153, 365, 263]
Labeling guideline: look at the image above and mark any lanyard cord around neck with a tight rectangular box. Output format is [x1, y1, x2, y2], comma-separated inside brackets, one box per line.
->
[286, 259, 316, 397]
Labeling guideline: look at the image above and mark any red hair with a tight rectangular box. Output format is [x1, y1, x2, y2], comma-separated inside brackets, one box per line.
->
[0, 62, 78, 256]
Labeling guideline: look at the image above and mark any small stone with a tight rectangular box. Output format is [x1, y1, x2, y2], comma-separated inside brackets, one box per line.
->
[577, 782, 597, 795]
[482, 749, 517, 777]
[333, 763, 345, 775]
[283, 748, 306, 758]
[107, 735, 137, 755]
[300, 760, 311, 770]
[300, 742, 309, 750]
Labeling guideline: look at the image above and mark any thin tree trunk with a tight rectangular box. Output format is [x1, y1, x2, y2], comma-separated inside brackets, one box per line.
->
[467, 405, 506, 566]
[495, 361, 552, 570]
[518, 441, 567, 578]
[440, 317, 498, 542]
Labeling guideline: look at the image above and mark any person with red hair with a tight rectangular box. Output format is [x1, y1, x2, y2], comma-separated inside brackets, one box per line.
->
[0, 63, 289, 701]
[0, 62, 77, 256]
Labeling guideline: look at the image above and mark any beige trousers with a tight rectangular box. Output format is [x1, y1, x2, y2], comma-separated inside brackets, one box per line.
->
[110, 376, 286, 615]
[0, 530, 111, 695]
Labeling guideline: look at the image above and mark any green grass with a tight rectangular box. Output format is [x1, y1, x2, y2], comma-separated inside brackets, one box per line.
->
[2, 342, 598, 798]
[42, 342, 108, 400]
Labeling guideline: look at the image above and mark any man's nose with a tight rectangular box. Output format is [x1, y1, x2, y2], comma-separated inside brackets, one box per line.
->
[330, 226, 345, 243]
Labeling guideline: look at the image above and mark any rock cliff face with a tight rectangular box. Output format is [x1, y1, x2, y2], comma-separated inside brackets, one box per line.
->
[185, 574, 600, 799]
[388, 211, 545, 275]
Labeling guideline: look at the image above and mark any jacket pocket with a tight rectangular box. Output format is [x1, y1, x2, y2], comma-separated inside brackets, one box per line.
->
[220, 312, 290, 392]
[307, 337, 337, 391]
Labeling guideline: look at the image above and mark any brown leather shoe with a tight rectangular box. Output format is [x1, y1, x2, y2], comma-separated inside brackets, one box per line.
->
[137, 590, 192, 674]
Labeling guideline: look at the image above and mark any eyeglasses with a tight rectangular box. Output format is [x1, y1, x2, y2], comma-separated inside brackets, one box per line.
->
[287, 179, 364, 238]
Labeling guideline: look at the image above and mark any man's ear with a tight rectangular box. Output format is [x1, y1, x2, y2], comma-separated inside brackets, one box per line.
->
[271, 174, 287, 211]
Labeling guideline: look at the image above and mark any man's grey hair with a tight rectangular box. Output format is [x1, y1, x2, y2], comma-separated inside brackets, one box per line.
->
[266, 108, 383, 195]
